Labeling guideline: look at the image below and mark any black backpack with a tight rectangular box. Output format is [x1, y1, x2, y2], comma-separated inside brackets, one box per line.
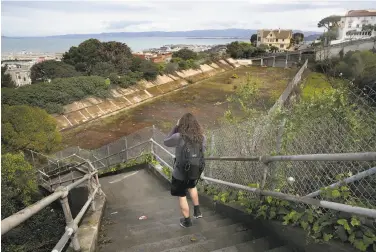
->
[175, 140, 205, 180]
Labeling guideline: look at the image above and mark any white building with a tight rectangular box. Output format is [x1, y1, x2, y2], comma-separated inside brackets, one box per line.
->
[5, 64, 32, 87]
[332, 9, 376, 45]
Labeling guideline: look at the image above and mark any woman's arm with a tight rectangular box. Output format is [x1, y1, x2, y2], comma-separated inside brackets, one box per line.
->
[163, 125, 181, 147]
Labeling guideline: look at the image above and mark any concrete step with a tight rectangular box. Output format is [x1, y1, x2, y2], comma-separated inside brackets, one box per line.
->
[209, 237, 276, 252]
[264, 245, 292, 252]
[105, 205, 213, 224]
[123, 222, 254, 252]
[122, 220, 245, 248]
[158, 229, 256, 252]
[235, 237, 278, 251]
[106, 211, 220, 235]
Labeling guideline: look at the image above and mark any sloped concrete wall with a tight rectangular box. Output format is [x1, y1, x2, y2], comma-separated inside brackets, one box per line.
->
[54, 59, 239, 131]
[315, 39, 375, 60]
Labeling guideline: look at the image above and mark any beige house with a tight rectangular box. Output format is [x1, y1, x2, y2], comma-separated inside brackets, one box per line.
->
[256, 29, 293, 51]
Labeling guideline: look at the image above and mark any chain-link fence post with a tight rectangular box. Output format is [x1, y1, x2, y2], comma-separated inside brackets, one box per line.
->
[31, 150, 36, 167]
[270, 118, 285, 190]
[123, 137, 128, 162]
[151, 125, 156, 154]
[106, 144, 110, 168]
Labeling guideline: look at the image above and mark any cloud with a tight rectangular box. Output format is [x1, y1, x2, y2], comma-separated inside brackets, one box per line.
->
[1, 0, 375, 37]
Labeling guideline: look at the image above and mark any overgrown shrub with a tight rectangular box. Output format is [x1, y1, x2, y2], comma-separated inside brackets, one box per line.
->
[1, 152, 65, 252]
[2, 76, 110, 114]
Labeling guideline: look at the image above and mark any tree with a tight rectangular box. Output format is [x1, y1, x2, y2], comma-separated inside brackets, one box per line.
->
[319, 28, 338, 46]
[91, 62, 116, 77]
[1, 105, 62, 153]
[62, 39, 133, 75]
[317, 15, 341, 30]
[1, 152, 37, 219]
[30, 60, 81, 83]
[250, 34, 258, 44]
[1, 65, 16, 88]
[172, 49, 198, 60]
[292, 32, 304, 45]
[270, 46, 279, 53]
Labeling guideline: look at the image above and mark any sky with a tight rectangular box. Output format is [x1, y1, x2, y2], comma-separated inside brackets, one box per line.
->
[1, 0, 376, 37]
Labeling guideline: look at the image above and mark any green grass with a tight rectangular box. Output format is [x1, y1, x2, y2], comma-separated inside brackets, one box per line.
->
[301, 73, 333, 100]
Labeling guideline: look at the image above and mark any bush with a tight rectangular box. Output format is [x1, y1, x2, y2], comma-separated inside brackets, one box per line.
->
[2, 105, 62, 153]
[164, 62, 179, 74]
[30, 60, 81, 83]
[118, 71, 143, 88]
[172, 48, 198, 60]
[1, 76, 110, 114]
[108, 73, 120, 85]
[1, 152, 65, 252]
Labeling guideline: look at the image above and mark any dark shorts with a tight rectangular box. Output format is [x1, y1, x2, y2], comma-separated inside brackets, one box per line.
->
[171, 176, 198, 197]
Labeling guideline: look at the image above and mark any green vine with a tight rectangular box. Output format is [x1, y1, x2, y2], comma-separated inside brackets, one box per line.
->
[199, 182, 376, 251]
[98, 153, 152, 175]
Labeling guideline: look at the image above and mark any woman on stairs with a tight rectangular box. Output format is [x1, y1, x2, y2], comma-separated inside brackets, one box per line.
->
[164, 113, 206, 228]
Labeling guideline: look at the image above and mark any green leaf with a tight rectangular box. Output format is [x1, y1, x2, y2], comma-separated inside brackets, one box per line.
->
[300, 221, 309, 230]
[350, 216, 360, 227]
[269, 211, 277, 220]
[337, 219, 351, 232]
[354, 239, 368, 251]
[266, 196, 273, 204]
[323, 233, 333, 242]
[336, 225, 348, 242]
[349, 233, 356, 244]
[313, 222, 320, 233]
[363, 235, 375, 246]
[331, 189, 341, 198]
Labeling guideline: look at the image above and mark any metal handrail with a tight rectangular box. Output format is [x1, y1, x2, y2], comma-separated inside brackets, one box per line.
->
[205, 152, 376, 163]
[201, 175, 376, 219]
[1, 160, 102, 252]
[153, 144, 376, 218]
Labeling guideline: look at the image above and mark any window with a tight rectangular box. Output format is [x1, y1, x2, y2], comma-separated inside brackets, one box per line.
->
[276, 39, 279, 42]
[269, 34, 272, 37]
[348, 23, 352, 28]
[23, 77, 26, 82]
[356, 24, 360, 28]
[258, 37, 261, 41]
[269, 44, 272, 46]
[280, 44, 284, 48]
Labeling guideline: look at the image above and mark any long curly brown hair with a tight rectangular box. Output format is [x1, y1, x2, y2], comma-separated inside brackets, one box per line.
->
[177, 113, 204, 144]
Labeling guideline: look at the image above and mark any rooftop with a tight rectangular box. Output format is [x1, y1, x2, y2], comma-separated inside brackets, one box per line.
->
[345, 9, 376, 17]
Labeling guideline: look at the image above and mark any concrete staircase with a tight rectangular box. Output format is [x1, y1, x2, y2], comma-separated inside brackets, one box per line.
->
[98, 169, 293, 252]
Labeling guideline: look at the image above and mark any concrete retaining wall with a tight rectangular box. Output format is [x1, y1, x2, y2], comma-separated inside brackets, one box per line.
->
[54, 59, 238, 131]
[316, 38, 375, 60]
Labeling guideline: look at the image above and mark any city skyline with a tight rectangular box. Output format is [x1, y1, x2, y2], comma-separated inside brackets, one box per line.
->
[1, 0, 376, 37]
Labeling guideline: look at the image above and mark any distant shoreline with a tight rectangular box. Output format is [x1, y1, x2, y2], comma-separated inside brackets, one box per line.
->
[186, 37, 247, 39]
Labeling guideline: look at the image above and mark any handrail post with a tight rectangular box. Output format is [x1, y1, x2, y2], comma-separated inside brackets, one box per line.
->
[57, 187, 80, 251]
[87, 177, 96, 211]
[260, 156, 269, 191]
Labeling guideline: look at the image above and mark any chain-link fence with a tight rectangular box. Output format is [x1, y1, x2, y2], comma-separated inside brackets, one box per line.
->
[203, 69, 376, 214]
